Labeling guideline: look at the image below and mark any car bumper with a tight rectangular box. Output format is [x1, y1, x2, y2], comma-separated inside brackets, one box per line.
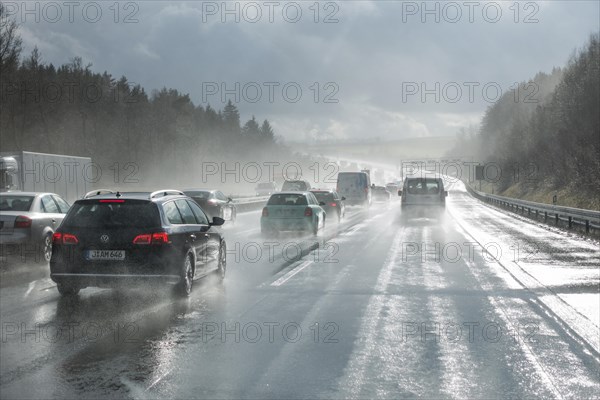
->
[261, 218, 313, 232]
[0, 233, 31, 245]
[0, 238, 45, 263]
[50, 272, 181, 288]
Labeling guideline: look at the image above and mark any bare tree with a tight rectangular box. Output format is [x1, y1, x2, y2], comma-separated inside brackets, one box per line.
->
[0, 3, 22, 75]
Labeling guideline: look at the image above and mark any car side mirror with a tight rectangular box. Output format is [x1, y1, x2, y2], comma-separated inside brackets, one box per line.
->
[228, 197, 233, 202]
[211, 216, 225, 226]
[398, 190, 402, 196]
[341, 197, 346, 201]
[444, 191, 448, 197]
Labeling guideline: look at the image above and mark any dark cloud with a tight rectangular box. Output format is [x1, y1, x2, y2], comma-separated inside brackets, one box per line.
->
[16, 1, 600, 141]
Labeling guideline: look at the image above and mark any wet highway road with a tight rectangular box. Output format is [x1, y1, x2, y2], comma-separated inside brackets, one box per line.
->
[1, 182, 599, 399]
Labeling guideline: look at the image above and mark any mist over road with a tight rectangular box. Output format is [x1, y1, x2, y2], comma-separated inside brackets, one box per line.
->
[1, 181, 598, 399]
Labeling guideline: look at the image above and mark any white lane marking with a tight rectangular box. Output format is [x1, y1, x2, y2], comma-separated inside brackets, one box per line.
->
[337, 229, 405, 396]
[23, 281, 36, 298]
[342, 224, 364, 236]
[236, 228, 260, 236]
[270, 260, 314, 287]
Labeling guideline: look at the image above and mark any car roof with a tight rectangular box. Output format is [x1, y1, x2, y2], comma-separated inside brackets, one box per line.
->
[271, 191, 310, 196]
[0, 192, 51, 197]
[78, 192, 188, 203]
[404, 176, 443, 180]
[183, 189, 215, 193]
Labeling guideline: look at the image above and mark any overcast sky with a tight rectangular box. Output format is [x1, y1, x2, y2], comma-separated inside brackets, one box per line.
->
[12, 0, 600, 142]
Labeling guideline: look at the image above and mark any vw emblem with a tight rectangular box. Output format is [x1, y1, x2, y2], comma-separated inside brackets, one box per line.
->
[100, 234, 110, 243]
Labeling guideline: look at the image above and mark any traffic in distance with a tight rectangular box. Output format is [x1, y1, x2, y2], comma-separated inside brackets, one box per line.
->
[1, 164, 405, 297]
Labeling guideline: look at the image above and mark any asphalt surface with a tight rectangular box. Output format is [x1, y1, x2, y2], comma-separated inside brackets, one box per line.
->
[1, 182, 599, 399]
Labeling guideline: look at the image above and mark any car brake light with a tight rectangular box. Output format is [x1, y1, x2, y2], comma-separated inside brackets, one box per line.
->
[14, 216, 32, 228]
[133, 234, 151, 244]
[133, 232, 169, 245]
[304, 207, 313, 217]
[262, 207, 268, 217]
[330, 202, 337, 207]
[151, 232, 169, 244]
[53, 232, 79, 244]
[99, 199, 125, 203]
[63, 234, 79, 244]
[52, 232, 62, 244]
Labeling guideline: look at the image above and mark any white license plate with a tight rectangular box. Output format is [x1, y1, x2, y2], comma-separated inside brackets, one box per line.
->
[85, 250, 125, 261]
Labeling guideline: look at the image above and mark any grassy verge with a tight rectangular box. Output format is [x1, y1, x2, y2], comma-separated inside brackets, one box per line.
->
[474, 179, 599, 211]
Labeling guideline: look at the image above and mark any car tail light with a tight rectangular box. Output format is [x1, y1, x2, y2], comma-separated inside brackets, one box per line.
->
[151, 232, 169, 244]
[14, 216, 32, 228]
[262, 207, 268, 217]
[53, 232, 79, 245]
[207, 199, 218, 205]
[99, 199, 125, 203]
[63, 234, 79, 244]
[304, 207, 313, 217]
[133, 232, 169, 245]
[52, 232, 62, 244]
[329, 202, 337, 207]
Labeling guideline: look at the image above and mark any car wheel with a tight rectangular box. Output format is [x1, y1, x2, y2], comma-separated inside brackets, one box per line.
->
[42, 233, 53, 263]
[175, 253, 194, 297]
[216, 241, 226, 281]
[57, 283, 79, 296]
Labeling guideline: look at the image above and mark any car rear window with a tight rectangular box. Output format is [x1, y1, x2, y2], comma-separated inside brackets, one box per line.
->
[406, 179, 441, 195]
[267, 194, 308, 206]
[337, 173, 366, 187]
[282, 181, 308, 191]
[62, 200, 161, 229]
[0, 195, 34, 211]
[312, 192, 334, 202]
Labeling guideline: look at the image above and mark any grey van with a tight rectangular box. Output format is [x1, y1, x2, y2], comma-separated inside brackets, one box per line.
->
[336, 172, 371, 207]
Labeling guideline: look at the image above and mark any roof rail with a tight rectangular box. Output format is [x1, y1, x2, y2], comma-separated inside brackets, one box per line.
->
[150, 189, 185, 199]
[84, 189, 116, 199]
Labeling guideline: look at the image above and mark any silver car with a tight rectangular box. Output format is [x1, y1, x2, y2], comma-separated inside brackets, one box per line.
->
[0, 192, 70, 263]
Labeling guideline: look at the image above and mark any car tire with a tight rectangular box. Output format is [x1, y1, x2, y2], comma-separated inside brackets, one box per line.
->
[41, 233, 53, 263]
[175, 253, 194, 297]
[216, 241, 226, 281]
[57, 283, 79, 296]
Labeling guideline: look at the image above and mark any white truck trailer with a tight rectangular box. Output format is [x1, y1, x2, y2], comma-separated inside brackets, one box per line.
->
[0, 151, 93, 204]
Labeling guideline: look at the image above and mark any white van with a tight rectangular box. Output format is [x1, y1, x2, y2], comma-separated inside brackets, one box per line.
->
[336, 172, 371, 207]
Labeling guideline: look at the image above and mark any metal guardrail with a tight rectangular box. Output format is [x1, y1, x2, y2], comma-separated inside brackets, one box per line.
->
[231, 196, 270, 205]
[465, 183, 600, 233]
[230, 196, 270, 213]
